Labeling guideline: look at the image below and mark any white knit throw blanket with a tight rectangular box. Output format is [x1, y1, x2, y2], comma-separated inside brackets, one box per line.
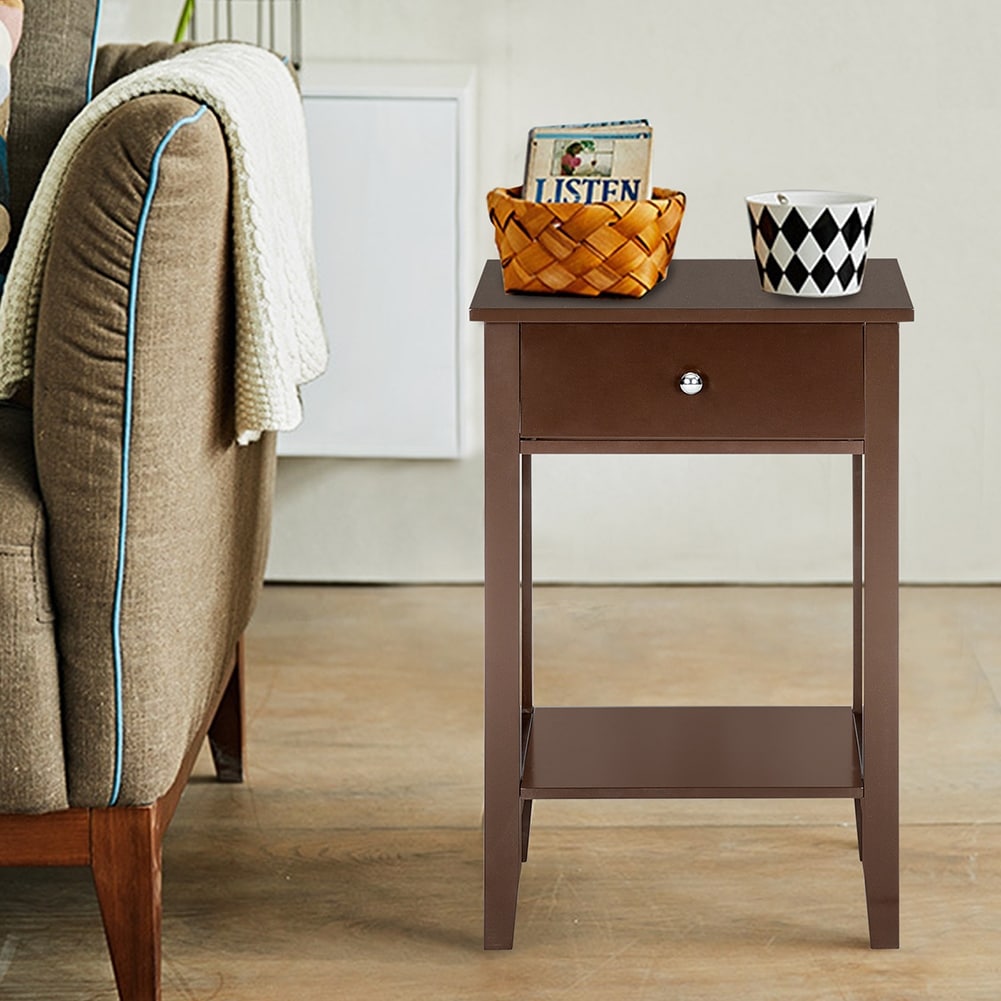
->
[0, 43, 327, 444]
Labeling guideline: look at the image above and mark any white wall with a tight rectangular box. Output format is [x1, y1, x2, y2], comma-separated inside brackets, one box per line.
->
[117, 1, 1001, 582]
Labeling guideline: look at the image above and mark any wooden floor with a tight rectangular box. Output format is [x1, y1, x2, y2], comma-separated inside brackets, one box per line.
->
[2, 585, 1000, 999]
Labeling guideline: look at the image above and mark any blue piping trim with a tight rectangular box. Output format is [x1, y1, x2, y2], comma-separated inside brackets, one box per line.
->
[108, 103, 209, 807]
[87, 0, 102, 103]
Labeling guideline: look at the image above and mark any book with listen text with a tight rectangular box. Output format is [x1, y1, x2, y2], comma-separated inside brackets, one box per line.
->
[522, 119, 653, 203]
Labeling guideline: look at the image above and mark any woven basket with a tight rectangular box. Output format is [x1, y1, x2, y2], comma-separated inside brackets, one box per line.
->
[487, 186, 686, 297]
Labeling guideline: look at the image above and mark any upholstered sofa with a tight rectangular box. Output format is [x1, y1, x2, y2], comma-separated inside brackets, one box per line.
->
[0, 3, 314, 999]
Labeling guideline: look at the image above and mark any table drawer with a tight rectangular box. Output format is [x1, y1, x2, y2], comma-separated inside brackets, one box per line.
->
[520, 323, 864, 440]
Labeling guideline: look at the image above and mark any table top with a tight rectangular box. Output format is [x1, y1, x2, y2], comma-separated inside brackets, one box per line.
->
[469, 258, 914, 324]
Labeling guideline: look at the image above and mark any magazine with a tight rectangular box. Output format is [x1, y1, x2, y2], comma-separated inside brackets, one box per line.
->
[522, 119, 653, 204]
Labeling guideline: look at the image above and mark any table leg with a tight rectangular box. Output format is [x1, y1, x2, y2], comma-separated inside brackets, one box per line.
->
[483, 322, 523, 949]
[521, 454, 534, 863]
[853, 453, 863, 862]
[522, 454, 533, 714]
[860, 323, 900, 949]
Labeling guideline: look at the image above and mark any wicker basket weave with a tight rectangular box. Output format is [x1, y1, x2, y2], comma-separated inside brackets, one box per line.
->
[487, 186, 686, 297]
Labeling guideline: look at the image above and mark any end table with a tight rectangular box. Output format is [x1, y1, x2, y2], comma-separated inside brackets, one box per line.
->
[470, 258, 914, 949]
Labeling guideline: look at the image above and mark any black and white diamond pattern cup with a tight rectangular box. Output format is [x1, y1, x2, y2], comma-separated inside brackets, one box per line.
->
[746, 190, 876, 297]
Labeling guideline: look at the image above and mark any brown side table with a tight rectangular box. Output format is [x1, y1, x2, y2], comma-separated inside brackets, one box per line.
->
[470, 258, 914, 950]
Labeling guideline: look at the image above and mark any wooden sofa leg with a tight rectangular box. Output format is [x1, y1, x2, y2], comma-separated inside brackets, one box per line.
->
[91, 805, 163, 1001]
[208, 637, 246, 783]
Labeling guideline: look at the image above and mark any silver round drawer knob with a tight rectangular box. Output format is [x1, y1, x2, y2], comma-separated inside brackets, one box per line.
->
[679, 371, 704, 395]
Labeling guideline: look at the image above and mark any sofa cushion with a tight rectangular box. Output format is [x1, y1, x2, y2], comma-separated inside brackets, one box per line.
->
[4, 0, 99, 266]
[0, 401, 68, 813]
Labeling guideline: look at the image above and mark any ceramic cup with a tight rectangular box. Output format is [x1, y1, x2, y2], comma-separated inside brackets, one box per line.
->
[746, 190, 876, 297]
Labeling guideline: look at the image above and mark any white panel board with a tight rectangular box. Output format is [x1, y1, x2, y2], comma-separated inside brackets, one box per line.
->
[280, 66, 471, 457]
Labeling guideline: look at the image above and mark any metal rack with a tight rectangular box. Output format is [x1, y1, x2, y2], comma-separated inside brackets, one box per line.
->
[179, 0, 302, 68]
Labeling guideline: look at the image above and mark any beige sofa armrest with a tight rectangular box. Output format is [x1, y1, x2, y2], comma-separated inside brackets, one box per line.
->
[33, 92, 275, 808]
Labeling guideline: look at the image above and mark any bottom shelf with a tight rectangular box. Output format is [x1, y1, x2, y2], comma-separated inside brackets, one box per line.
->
[521, 706, 862, 799]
